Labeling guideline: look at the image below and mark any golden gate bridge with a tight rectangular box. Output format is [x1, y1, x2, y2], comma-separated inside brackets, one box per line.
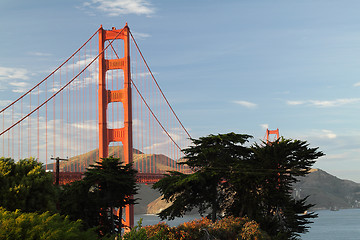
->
[0, 24, 192, 228]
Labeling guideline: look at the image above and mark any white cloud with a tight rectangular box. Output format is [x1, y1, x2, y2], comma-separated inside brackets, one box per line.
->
[9, 82, 28, 88]
[320, 129, 337, 139]
[354, 82, 360, 87]
[84, 0, 155, 17]
[321, 153, 348, 161]
[233, 100, 257, 108]
[0, 67, 29, 81]
[0, 100, 11, 108]
[12, 89, 27, 93]
[71, 121, 98, 131]
[134, 72, 155, 78]
[131, 32, 151, 39]
[286, 100, 305, 105]
[28, 51, 52, 57]
[260, 124, 269, 130]
[310, 98, 360, 107]
[287, 98, 360, 107]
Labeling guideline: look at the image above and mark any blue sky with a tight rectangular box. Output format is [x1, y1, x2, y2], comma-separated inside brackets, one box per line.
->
[1, 0, 360, 182]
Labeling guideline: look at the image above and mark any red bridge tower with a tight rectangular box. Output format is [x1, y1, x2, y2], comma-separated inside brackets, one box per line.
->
[98, 24, 134, 228]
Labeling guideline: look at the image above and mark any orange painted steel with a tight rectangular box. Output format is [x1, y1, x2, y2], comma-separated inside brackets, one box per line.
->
[265, 128, 281, 188]
[98, 24, 134, 229]
[266, 128, 280, 143]
[53, 172, 83, 185]
[56, 172, 165, 185]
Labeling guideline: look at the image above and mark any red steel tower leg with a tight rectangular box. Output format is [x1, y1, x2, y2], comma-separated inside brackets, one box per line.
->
[98, 26, 108, 160]
[266, 128, 279, 143]
[98, 24, 134, 229]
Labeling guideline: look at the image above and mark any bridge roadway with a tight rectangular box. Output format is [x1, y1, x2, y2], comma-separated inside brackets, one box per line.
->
[53, 172, 165, 185]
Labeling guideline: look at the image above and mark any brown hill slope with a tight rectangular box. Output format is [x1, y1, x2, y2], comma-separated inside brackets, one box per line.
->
[293, 169, 360, 210]
[47, 146, 189, 174]
[147, 169, 360, 214]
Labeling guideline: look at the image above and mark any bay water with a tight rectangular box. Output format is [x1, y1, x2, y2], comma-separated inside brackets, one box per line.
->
[301, 209, 360, 240]
[135, 209, 360, 239]
[134, 214, 201, 227]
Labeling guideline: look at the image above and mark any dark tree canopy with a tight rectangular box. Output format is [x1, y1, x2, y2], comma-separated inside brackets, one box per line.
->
[0, 157, 57, 212]
[153, 133, 324, 239]
[153, 133, 253, 222]
[60, 157, 138, 236]
[230, 138, 323, 239]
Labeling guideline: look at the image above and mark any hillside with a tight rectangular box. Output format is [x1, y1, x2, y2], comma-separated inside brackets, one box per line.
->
[48, 149, 360, 213]
[293, 169, 360, 210]
[47, 146, 190, 174]
[146, 169, 360, 214]
[134, 184, 162, 214]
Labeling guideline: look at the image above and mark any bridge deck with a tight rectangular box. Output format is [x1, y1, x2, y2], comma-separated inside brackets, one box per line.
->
[53, 172, 165, 185]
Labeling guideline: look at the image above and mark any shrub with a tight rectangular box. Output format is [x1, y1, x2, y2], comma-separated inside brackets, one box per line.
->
[121, 216, 270, 240]
[0, 207, 108, 240]
[121, 219, 148, 240]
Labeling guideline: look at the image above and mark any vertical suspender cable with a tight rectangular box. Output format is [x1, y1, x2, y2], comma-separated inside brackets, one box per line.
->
[82, 45, 85, 171]
[29, 92, 31, 157]
[66, 59, 69, 168]
[53, 74, 56, 171]
[37, 86, 40, 161]
[88, 41, 92, 167]
[1, 112, 3, 155]
[77, 51, 80, 171]
[45, 78, 48, 170]
[87, 44, 91, 168]
[11, 106, 13, 158]
[60, 68, 63, 160]
[18, 109, 20, 159]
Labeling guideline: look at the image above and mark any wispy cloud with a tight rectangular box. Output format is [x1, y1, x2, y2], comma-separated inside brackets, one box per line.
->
[84, 0, 155, 17]
[320, 129, 337, 139]
[287, 100, 305, 106]
[27, 51, 52, 57]
[0, 100, 11, 108]
[9, 82, 28, 88]
[131, 32, 151, 39]
[354, 82, 360, 87]
[260, 124, 269, 130]
[286, 98, 360, 107]
[310, 99, 360, 107]
[0, 67, 29, 81]
[233, 100, 257, 108]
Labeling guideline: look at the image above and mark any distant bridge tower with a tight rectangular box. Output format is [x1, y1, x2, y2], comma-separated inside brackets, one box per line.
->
[265, 128, 279, 143]
[98, 24, 134, 228]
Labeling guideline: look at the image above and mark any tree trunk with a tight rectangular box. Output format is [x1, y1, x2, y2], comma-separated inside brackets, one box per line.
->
[110, 206, 115, 234]
[211, 191, 217, 222]
[211, 204, 217, 222]
[119, 207, 123, 234]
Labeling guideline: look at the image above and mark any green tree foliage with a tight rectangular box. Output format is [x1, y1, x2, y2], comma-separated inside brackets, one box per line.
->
[121, 216, 270, 240]
[153, 133, 253, 222]
[0, 207, 108, 240]
[153, 133, 324, 239]
[60, 157, 138, 235]
[243, 138, 323, 239]
[0, 157, 57, 212]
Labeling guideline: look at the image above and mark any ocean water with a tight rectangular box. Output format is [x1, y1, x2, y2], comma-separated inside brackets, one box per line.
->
[136, 209, 360, 239]
[134, 214, 201, 227]
[301, 209, 360, 240]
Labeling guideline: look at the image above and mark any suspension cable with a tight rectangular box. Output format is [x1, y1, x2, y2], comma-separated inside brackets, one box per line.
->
[0, 27, 102, 114]
[0, 27, 125, 136]
[106, 37, 185, 151]
[129, 31, 191, 139]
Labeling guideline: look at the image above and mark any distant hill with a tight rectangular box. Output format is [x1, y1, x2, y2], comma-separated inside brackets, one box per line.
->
[48, 149, 360, 213]
[47, 146, 190, 174]
[293, 169, 360, 210]
[146, 169, 360, 214]
[134, 184, 161, 215]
